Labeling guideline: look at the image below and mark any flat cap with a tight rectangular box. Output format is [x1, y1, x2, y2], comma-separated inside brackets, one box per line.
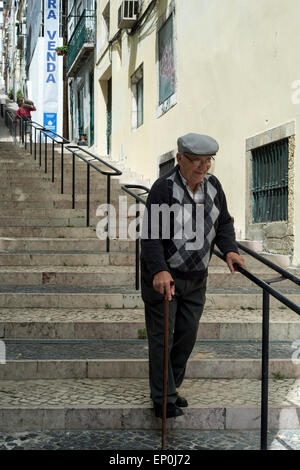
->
[177, 133, 219, 156]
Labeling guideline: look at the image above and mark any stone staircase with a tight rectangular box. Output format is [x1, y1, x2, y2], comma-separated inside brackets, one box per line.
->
[0, 134, 300, 446]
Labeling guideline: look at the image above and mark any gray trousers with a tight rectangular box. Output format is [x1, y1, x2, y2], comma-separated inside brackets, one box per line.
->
[141, 268, 207, 405]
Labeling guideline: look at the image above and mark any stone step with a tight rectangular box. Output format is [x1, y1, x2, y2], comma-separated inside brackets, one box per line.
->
[0, 237, 135, 252]
[0, 182, 125, 195]
[0, 252, 135, 266]
[0, 217, 89, 227]
[0, 286, 299, 309]
[0, 227, 97, 240]
[0, 339, 299, 380]
[0, 216, 126, 227]
[0, 308, 299, 340]
[0, 208, 89, 218]
[0, 377, 298, 431]
[1, 358, 299, 381]
[1, 165, 121, 177]
[0, 199, 134, 215]
[0, 265, 298, 289]
[0, 192, 127, 202]
[0, 176, 109, 187]
[0, 227, 99, 238]
[0, 266, 136, 286]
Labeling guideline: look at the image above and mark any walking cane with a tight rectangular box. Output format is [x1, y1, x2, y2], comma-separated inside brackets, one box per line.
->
[162, 281, 174, 451]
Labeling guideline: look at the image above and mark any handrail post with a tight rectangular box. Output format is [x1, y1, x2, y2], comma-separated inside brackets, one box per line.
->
[24, 121, 27, 149]
[86, 163, 90, 226]
[30, 125, 32, 155]
[45, 135, 48, 173]
[61, 142, 64, 194]
[261, 289, 270, 450]
[72, 153, 75, 209]
[136, 201, 140, 290]
[106, 174, 111, 252]
[39, 130, 42, 166]
[34, 127, 37, 160]
[52, 140, 55, 182]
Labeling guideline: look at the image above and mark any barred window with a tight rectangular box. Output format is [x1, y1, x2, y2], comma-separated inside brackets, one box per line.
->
[251, 139, 289, 223]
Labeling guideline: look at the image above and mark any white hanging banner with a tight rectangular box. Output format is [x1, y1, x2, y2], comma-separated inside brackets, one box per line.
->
[43, 0, 59, 135]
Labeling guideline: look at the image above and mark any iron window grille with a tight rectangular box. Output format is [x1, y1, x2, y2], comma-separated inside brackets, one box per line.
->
[251, 138, 289, 223]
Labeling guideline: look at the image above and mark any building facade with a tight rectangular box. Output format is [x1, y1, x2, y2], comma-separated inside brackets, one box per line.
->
[67, 0, 96, 145]
[93, 0, 300, 266]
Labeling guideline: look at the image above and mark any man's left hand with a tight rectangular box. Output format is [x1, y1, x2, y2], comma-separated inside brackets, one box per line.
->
[226, 252, 246, 274]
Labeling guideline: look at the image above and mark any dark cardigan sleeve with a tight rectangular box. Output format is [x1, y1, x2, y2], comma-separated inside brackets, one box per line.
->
[140, 180, 171, 278]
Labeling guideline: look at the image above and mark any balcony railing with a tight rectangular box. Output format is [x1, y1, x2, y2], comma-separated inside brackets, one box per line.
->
[67, 10, 95, 74]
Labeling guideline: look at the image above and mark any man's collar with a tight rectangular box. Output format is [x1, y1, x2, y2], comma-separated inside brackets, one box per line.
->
[178, 169, 204, 191]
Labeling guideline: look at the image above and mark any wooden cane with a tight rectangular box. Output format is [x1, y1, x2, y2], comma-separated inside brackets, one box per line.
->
[162, 281, 174, 451]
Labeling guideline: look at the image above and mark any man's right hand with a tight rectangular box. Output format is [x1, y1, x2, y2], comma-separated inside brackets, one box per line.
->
[153, 271, 175, 301]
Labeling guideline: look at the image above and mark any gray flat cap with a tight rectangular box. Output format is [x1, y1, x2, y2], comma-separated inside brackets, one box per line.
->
[177, 133, 219, 156]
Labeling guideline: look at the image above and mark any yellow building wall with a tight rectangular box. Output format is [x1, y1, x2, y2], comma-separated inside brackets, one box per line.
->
[95, 0, 300, 265]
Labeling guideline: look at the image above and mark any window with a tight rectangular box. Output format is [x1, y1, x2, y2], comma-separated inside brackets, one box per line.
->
[131, 64, 143, 130]
[158, 14, 175, 106]
[251, 139, 289, 223]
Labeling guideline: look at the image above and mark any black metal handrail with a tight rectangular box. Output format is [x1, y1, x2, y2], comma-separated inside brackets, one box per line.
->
[5, 111, 123, 252]
[65, 145, 122, 252]
[121, 183, 300, 451]
[5, 109, 17, 141]
[121, 185, 151, 289]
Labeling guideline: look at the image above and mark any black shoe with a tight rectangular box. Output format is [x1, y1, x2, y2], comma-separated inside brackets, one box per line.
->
[175, 395, 188, 408]
[154, 403, 184, 418]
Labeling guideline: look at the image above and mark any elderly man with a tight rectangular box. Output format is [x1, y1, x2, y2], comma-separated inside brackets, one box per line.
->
[141, 133, 245, 419]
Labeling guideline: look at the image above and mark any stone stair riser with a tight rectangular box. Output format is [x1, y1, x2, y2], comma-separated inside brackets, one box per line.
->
[0, 407, 298, 432]
[0, 200, 126, 210]
[0, 253, 135, 266]
[0, 182, 124, 194]
[0, 170, 121, 182]
[0, 359, 299, 381]
[0, 238, 135, 252]
[0, 293, 299, 309]
[0, 293, 143, 308]
[0, 227, 99, 238]
[0, 206, 136, 218]
[1, 321, 299, 341]
[0, 271, 296, 289]
[0, 272, 135, 287]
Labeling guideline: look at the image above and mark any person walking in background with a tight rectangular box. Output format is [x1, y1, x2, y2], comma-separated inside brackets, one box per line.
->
[15, 99, 36, 122]
[15, 99, 36, 141]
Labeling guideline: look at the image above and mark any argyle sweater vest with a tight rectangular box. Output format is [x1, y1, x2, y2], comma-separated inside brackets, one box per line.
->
[141, 165, 239, 280]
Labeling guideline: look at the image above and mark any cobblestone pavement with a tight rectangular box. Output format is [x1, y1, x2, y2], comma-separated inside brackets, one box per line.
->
[3, 338, 299, 360]
[0, 378, 299, 407]
[0, 429, 299, 450]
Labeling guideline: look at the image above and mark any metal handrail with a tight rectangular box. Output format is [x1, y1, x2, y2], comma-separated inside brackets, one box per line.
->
[236, 241, 300, 287]
[65, 145, 122, 252]
[121, 183, 300, 451]
[5, 112, 123, 252]
[121, 185, 150, 289]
